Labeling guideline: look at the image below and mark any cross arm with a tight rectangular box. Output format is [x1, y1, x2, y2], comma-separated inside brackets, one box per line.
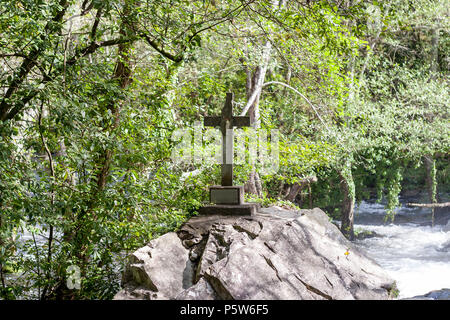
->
[232, 116, 252, 127]
[204, 116, 221, 127]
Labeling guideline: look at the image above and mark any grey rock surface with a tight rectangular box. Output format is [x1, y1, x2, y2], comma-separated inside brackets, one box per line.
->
[114, 206, 396, 300]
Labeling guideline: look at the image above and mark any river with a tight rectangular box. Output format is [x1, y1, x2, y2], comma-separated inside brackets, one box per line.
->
[352, 198, 450, 299]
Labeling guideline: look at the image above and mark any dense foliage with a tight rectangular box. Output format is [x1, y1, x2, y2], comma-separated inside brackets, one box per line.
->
[0, 0, 448, 299]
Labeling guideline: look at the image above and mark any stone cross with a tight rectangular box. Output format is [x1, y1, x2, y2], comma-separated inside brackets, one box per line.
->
[199, 92, 260, 214]
[204, 93, 251, 186]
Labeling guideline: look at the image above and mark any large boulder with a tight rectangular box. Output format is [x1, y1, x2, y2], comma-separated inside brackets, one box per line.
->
[114, 206, 396, 300]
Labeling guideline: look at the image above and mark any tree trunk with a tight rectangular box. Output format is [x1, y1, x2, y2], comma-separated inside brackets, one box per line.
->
[241, 1, 283, 197]
[285, 183, 302, 202]
[245, 66, 264, 196]
[339, 172, 355, 240]
[430, 26, 439, 77]
[424, 155, 438, 226]
[0, 215, 4, 296]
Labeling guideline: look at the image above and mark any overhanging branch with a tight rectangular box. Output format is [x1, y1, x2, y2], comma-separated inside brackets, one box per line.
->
[240, 80, 329, 131]
[1, 37, 137, 121]
[140, 33, 183, 62]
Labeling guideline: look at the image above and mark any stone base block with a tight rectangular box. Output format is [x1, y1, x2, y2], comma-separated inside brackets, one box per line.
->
[198, 203, 260, 216]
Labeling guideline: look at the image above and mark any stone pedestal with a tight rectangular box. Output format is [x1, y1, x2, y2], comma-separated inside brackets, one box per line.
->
[209, 185, 244, 205]
[198, 185, 260, 216]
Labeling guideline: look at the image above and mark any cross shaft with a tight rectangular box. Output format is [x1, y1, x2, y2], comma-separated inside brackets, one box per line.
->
[204, 93, 252, 186]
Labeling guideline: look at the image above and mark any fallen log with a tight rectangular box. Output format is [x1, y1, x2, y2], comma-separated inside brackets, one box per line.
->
[406, 202, 450, 208]
[285, 176, 318, 202]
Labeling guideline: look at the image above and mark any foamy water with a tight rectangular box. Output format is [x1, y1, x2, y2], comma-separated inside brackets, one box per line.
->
[353, 200, 450, 299]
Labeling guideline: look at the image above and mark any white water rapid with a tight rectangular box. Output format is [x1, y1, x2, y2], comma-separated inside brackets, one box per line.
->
[353, 199, 450, 299]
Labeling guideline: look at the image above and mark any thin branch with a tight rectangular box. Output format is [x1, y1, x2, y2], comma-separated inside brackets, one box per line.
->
[140, 33, 183, 62]
[90, 6, 104, 39]
[0, 53, 29, 59]
[241, 80, 329, 131]
[0, 261, 5, 294]
[66, 37, 137, 66]
[0, 0, 69, 120]
[31, 232, 42, 299]
[38, 101, 55, 300]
